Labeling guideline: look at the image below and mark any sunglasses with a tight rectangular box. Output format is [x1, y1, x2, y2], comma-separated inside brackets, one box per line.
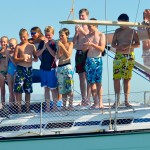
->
[9, 44, 15, 48]
[59, 34, 64, 37]
[31, 32, 37, 35]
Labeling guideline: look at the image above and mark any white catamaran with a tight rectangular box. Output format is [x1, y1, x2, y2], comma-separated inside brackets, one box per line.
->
[0, 1, 150, 150]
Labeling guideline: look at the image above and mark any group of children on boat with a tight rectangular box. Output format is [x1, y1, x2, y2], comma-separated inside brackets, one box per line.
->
[0, 8, 150, 113]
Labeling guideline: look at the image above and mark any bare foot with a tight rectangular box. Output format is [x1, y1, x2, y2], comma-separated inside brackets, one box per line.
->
[90, 104, 100, 109]
[68, 106, 74, 111]
[51, 106, 59, 112]
[61, 106, 68, 111]
[81, 100, 91, 106]
[111, 101, 120, 108]
[125, 101, 132, 107]
[99, 103, 104, 109]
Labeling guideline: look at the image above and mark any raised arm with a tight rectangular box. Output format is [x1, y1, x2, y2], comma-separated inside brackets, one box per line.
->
[58, 41, 73, 58]
[36, 41, 45, 57]
[45, 40, 56, 57]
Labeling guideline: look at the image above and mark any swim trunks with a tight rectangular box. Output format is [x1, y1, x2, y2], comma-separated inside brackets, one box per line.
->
[57, 64, 74, 94]
[40, 69, 57, 89]
[113, 52, 135, 80]
[14, 66, 33, 93]
[85, 57, 103, 83]
[75, 50, 88, 73]
[7, 60, 16, 76]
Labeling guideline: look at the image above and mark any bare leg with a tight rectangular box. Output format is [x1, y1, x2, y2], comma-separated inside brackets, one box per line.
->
[51, 88, 58, 111]
[7, 74, 15, 106]
[62, 94, 67, 110]
[113, 79, 121, 106]
[25, 93, 30, 113]
[15, 93, 22, 113]
[124, 79, 131, 106]
[90, 83, 98, 108]
[44, 87, 50, 112]
[68, 92, 73, 110]
[58, 94, 62, 100]
[86, 83, 91, 105]
[0, 74, 5, 105]
[78, 72, 87, 105]
[96, 83, 103, 108]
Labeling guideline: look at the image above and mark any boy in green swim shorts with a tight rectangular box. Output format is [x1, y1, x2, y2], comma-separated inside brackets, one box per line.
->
[111, 13, 140, 107]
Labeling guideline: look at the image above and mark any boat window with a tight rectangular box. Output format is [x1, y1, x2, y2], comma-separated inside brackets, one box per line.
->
[0, 125, 22, 132]
[101, 118, 133, 126]
[45, 122, 74, 129]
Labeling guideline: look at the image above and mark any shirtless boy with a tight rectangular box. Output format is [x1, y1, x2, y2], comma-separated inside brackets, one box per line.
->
[111, 14, 140, 107]
[57, 28, 74, 110]
[0, 36, 9, 105]
[14, 28, 38, 113]
[83, 18, 105, 108]
[73, 8, 91, 106]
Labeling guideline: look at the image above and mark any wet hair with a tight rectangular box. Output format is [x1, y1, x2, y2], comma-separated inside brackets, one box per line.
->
[89, 18, 98, 28]
[79, 8, 89, 16]
[30, 26, 44, 38]
[118, 13, 129, 21]
[44, 26, 55, 34]
[59, 28, 70, 37]
[19, 28, 28, 36]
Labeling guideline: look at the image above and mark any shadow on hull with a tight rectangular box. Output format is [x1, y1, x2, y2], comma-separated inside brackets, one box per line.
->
[32, 69, 41, 83]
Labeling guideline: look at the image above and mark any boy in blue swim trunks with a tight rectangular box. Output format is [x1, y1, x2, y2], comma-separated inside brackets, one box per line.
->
[14, 28, 38, 113]
[37, 26, 58, 112]
[6, 38, 18, 107]
[112, 14, 140, 107]
[83, 18, 106, 108]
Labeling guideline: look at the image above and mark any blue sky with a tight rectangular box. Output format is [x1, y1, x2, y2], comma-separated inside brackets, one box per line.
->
[0, 0, 149, 97]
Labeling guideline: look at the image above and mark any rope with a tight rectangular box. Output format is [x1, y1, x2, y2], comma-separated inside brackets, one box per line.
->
[120, 0, 141, 104]
[67, 0, 75, 20]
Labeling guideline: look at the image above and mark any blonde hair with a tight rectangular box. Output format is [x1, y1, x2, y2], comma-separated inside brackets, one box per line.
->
[44, 26, 54, 34]
[9, 38, 18, 44]
[19, 28, 28, 36]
